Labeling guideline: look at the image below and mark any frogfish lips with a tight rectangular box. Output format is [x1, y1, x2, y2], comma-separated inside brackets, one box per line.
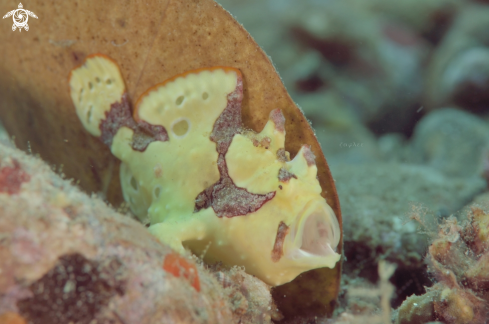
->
[285, 198, 341, 267]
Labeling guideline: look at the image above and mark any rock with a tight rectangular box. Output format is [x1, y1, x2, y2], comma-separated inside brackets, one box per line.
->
[332, 162, 485, 273]
[378, 133, 408, 162]
[409, 108, 489, 178]
[0, 143, 273, 324]
[396, 289, 438, 324]
[425, 4, 489, 112]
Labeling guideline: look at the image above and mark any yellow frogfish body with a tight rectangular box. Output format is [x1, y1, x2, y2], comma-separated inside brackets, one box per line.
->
[69, 54, 341, 286]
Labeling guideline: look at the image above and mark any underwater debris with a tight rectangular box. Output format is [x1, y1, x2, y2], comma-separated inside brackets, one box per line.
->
[69, 54, 341, 287]
[397, 207, 489, 324]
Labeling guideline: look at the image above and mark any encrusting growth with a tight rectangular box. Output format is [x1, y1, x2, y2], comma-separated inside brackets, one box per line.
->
[0, 141, 277, 324]
[69, 54, 341, 286]
[397, 207, 489, 324]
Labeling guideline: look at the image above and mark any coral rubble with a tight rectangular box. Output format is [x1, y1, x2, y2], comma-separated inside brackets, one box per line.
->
[397, 207, 489, 323]
[0, 142, 274, 324]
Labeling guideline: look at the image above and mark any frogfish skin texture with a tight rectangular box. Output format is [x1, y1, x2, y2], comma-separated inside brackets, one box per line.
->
[69, 54, 341, 286]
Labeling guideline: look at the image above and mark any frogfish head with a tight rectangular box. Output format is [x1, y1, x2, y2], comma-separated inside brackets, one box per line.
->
[213, 106, 341, 286]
